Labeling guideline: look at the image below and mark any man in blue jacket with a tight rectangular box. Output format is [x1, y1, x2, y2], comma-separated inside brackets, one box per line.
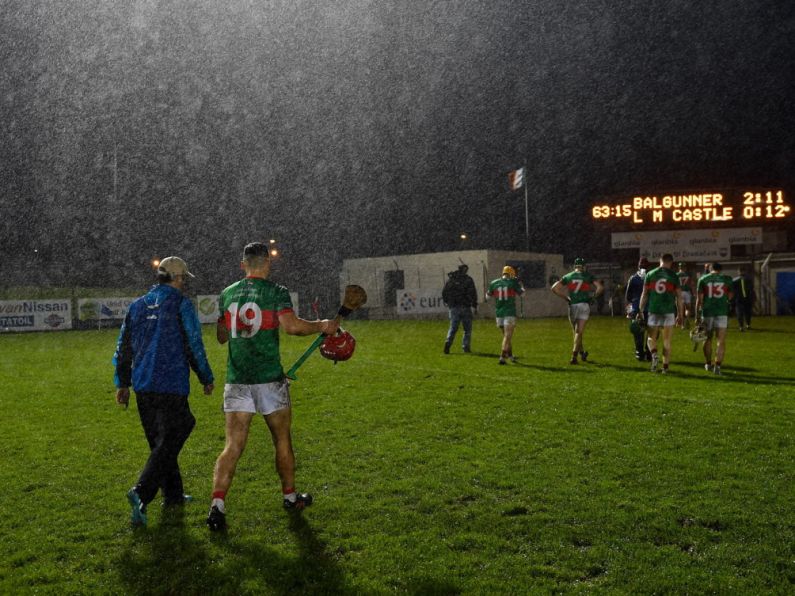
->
[114, 256, 214, 526]
[625, 257, 651, 361]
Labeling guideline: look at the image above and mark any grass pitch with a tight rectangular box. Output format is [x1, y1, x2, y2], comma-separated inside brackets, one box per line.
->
[0, 316, 793, 594]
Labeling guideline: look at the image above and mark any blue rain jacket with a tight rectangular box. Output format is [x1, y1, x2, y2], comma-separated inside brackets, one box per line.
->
[114, 284, 213, 395]
[624, 271, 648, 316]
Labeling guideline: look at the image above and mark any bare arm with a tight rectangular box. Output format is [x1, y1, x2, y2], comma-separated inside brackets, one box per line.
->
[279, 311, 339, 336]
[593, 279, 604, 298]
[675, 288, 684, 326]
[638, 286, 649, 316]
[550, 280, 569, 302]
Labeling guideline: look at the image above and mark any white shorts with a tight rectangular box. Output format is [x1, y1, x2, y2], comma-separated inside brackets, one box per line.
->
[223, 381, 291, 415]
[681, 291, 692, 305]
[568, 302, 591, 323]
[647, 313, 676, 328]
[496, 316, 517, 327]
[703, 316, 728, 333]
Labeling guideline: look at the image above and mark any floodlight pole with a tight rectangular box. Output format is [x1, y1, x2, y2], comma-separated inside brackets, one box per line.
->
[113, 142, 118, 203]
[523, 165, 530, 253]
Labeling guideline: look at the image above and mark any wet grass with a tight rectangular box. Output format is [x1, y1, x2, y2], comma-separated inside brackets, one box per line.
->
[0, 316, 793, 594]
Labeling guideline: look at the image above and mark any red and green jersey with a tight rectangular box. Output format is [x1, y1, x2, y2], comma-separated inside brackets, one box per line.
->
[218, 277, 293, 384]
[644, 267, 680, 315]
[560, 270, 596, 305]
[677, 270, 694, 293]
[487, 277, 524, 317]
[697, 272, 734, 317]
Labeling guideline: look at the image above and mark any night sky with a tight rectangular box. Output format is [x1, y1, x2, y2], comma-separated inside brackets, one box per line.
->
[1, 1, 793, 299]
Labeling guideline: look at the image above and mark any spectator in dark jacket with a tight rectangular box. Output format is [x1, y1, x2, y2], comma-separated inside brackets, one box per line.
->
[625, 257, 651, 361]
[733, 266, 755, 331]
[442, 264, 478, 353]
[114, 256, 214, 526]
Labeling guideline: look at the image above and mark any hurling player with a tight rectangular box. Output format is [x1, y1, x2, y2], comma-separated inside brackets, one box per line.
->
[695, 262, 734, 375]
[638, 253, 684, 374]
[551, 258, 603, 365]
[676, 262, 695, 329]
[207, 242, 338, 531]
[486, 265, 524, 365]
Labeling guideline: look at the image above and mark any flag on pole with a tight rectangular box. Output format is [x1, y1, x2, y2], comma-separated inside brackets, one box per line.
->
[508, 167, 525, 191]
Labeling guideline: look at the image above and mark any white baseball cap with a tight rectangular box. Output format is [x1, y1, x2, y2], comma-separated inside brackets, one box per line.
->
[158, 256, 195, 279]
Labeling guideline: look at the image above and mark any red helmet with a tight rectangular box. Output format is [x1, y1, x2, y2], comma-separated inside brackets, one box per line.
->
[319, 330, 356, 362]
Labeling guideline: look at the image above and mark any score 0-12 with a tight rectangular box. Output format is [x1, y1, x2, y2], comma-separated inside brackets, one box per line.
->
[741, 190, 790, 219]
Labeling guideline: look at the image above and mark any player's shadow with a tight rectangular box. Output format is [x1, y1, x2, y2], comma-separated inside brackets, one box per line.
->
[593, 359, 795, 385]
[742, 327, 794, 334]
[451, 351, 498, 359]
[511, 360, 594, 373]
[115, 506, 218, 595]
[210, 513, 353, 594]
[116, 509, 353, 594]
[676, 361, 757, 373]
[454, 351, 583, 373]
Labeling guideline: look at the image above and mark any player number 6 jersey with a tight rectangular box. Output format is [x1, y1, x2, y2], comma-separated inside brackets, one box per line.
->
[644, 267, 680, 315]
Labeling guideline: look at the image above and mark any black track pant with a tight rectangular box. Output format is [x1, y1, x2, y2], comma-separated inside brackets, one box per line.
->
[134, 392, 196, 505]
[736, 300, 753, 328]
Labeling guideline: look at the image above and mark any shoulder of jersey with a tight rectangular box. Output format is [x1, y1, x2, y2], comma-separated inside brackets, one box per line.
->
[223, 278, 249, 290]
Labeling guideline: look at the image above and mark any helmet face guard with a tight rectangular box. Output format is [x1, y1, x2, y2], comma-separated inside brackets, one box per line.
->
[690, 324, 708, 344]
[319, 330, 356, 362]
[629, 319, 646, 335]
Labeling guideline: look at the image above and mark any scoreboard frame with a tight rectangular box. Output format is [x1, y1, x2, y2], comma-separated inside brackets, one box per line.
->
[591, 188, 790, 227]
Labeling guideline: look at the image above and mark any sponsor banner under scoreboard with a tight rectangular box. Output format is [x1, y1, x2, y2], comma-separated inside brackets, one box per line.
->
[396, 288, 447, 315]
[0, 299, 72, 332]
[197, 292, 299, 324]
[611, 227, 762, 261]
[77, 297, 136, 321]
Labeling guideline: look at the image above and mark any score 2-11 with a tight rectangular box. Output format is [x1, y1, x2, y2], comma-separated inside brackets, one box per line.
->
[741, 190, 790, 219]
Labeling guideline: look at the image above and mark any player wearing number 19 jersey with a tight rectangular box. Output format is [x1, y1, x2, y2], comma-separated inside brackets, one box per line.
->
[207, 242, 338, 532]
[639, 253, 683, 374]
[551, 258, 603, 365]
[695, 262, 734, 375]
[219, 277, 293, 384]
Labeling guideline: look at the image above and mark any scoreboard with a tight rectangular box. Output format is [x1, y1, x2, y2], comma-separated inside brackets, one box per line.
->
[591, 189, 790, 226]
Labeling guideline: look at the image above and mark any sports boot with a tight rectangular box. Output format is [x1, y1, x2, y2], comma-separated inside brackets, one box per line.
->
[127, 487, 147, 527]
[650, 353, 659, 373]
[283, 493, 313, 511]
[207, 505, 226, 531]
